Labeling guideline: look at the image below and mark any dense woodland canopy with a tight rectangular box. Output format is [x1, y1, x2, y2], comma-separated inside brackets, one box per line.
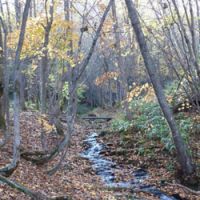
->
[0, 0, 199, 199]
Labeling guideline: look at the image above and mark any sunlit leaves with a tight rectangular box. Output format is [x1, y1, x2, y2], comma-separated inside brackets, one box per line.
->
[95, 71, 119, 86]
[8, 18, 44, 59]
[7, 15, 79, 62]
[126, 83, 155, 102]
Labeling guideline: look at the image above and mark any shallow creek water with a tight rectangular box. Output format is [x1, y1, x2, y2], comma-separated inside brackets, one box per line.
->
[81, 132, 182, 200]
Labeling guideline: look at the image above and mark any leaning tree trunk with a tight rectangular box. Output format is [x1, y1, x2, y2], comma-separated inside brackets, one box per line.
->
[0, 0, 31, 176]
[125, 0, 194, 176]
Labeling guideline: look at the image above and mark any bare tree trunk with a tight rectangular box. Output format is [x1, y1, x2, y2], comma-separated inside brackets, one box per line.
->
[112, 0, 132, 119]
[33, 0, 37, 17]
[14, 0, 26, 110]
[0, 14, 9, 128]
[64, 0, 77, 134]
[15, 0, 21, 26]
[0, 0, 4, 16]
[5, 0, 12, 32]
[0, 0, 31, 175]
[30, 0, 33, 17]
[19, 73, 26, 110]
[125, 0, 194, 176]
[0, 24, 6, 147]
[0, 24, 5, 127]
[40, 0, 54, 113]
[13, 0, 31, 170]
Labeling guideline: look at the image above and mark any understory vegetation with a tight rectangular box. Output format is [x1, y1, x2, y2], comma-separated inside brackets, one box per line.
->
[112, 81, 198, 154]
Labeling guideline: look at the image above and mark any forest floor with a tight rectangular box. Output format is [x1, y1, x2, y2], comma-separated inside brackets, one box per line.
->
[0, 110, 199, 199]
[98, 124, 200, 200]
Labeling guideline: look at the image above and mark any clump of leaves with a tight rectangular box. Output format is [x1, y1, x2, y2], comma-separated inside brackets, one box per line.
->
[130, 99, 193, 152]
[111, 118, 132, 133]
[112, 98, 194, 152]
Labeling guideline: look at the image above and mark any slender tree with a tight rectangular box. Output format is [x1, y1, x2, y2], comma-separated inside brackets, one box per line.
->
[125, 0, 195, 176]
[112, 0, 132, 119]
[40, 0, 54, 113]
[0, 24, 6, 147]
[0, 0, 32, 174]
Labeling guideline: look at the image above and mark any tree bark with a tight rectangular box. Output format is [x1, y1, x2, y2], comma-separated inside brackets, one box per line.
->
[0, 15, 10, 127]
[0, 23, 7, 147]
[40, 0, 54, 113]
[125, 0, 194, 176]
[5, 0, 12, 32]
[0, 0, 31, 175]
[15, 0, 21, 26]
[0, 24, 5, 129]
[112, 0, 132, 119]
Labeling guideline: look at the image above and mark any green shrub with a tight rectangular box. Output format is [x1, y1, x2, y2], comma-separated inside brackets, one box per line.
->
[111, 118, 132, 132]
[25, 101, 38, 110]
[113, 97, 194, 152]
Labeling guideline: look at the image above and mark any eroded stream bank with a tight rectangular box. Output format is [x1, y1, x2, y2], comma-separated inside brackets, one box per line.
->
[81, 132, 184, 200]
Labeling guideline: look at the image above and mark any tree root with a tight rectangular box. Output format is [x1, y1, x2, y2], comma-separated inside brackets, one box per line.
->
[167, 183, 200, 195]
[0, 175, 70, 200]
[0, 161, 19, 177]
[46, 128, 71, 175]
[21, 131, 70, 166]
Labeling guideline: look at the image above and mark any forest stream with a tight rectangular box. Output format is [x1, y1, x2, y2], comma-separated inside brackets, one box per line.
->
[81, 132, 182, 200]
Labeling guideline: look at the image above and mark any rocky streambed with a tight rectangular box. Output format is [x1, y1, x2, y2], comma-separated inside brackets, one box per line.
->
[81, 132, 183, 200]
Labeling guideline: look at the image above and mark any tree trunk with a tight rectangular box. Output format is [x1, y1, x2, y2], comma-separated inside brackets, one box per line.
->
[0, 0, 4, 16]
[40, 0, 54, 113]
[0, 23, 7, 147]
[13, 0, 31, 170]
[112, 0, 132, 119]
[64, 0, 77, 134]
[0, 12, 10, 128]
[0, 24, 5, 129]
[20, 73, 26, 110]
[0, 0, 31, 175]
[15, 0, 21, 26]
[125, 0, 194, 176]
[5, 0, 12, 32]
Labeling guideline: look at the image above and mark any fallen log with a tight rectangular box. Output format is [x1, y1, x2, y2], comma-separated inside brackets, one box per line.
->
[167, 183, 200, 195]
[0, 162, 19, 177]
[0, 175, 70, 200]
[21, 132, 70, 166]
[81, 117, 112, 121]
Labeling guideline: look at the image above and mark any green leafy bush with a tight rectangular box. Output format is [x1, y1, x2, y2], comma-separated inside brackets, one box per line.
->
[111, 118, 132, 132]
[112, 97, 194, 152]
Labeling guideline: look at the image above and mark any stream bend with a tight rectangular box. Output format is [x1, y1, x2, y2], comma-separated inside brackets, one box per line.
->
[81, 132, 182, 200]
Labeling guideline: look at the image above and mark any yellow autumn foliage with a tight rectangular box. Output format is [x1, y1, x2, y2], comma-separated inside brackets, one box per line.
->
[95, 72, 119, 86]
[126, 83, 155, 102]
[8, 14, 79, 62]
[38, 116, 55, 133]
